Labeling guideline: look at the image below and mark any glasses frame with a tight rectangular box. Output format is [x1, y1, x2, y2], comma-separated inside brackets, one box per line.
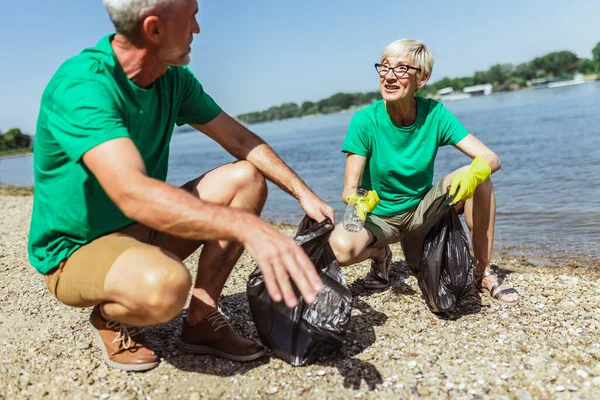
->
[374, 63, 421, 79]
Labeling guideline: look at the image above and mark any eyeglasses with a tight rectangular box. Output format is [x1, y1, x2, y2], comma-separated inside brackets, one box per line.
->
[374, 63, 421, 79]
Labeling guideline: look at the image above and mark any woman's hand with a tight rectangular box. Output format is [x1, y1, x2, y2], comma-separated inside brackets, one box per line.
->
[449, 156, 491, 204]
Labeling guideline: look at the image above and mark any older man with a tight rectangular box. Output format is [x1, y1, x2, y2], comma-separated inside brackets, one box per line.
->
[28, 0, 333, 372]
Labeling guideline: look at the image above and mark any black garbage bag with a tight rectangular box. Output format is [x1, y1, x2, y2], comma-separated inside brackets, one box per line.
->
[247, 216, 352, 366]
[402, 192, 475, 313]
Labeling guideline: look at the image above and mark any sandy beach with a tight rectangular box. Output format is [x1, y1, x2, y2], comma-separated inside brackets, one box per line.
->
[1, 193, 600, 400]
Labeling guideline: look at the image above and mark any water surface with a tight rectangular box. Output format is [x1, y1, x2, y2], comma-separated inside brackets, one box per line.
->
[2, 82, 599, 261]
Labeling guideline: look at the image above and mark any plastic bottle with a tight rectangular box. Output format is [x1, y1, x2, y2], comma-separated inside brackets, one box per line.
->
[343, 187, 368, 232]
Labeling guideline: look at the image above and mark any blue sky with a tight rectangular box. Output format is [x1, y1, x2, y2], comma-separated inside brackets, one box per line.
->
[1, 0, 599, 134]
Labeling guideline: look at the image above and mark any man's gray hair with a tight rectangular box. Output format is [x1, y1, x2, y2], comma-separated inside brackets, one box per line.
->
[103, 0, 176, 39]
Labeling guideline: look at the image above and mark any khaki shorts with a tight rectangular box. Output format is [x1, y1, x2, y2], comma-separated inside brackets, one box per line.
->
[365, 179, 447, 248]
[44, 178, 203, 308]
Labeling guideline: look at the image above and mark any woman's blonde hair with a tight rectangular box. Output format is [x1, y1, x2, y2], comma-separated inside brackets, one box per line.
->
[380, 39, 434, 81]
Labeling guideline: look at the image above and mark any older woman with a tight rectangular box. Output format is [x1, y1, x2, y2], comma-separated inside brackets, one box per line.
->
[328, 39, 519, 306]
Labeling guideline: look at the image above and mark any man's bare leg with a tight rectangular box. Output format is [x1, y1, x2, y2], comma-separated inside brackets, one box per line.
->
[185, 161, 268, 324]
[98, 161, 268, 326]
[101, 246, 192, 326]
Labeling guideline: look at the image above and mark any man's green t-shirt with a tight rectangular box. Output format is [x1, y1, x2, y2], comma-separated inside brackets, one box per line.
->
[341, 97, 469, 217]
[28, 34, 222, 274]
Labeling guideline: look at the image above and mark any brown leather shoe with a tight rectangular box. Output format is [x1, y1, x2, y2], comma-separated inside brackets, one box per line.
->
[178, 309, 265, 362]
[89, 306, 159, 372]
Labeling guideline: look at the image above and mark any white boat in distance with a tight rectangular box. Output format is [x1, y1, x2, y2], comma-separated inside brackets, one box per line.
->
[532, 74, 585, 89]
[436, 86, 472, 101]
[439, 92, 472, 101]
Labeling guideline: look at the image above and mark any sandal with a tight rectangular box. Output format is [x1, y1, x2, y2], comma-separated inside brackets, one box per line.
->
[364, 246, 392, 289]
[477, 270, 519, 306]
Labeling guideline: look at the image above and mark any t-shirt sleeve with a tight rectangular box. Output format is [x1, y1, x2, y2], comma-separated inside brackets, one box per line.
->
[437, 104, 470, 146]
[341, 112, 371, 156]
[46, 80, 131, 162]
[176, 67, 222, 126]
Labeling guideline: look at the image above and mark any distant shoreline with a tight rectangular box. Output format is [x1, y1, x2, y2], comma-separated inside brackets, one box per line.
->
[241, 106, 359, 126]
[0, 150, 32, 160]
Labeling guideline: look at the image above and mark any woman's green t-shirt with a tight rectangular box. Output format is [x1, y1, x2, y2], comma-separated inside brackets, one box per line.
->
[341, 97, 469, 217]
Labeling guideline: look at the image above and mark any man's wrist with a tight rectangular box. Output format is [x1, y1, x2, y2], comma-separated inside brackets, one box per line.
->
[232, 212, 262, 244]
[294, 184, 315, 203]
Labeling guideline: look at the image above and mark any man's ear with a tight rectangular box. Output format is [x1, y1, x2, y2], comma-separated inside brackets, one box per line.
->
[141, 15, 162, 44]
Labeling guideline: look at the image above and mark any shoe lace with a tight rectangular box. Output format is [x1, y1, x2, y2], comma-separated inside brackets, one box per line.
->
[206, 310, 231, 331]
[106, 321, 140, 350]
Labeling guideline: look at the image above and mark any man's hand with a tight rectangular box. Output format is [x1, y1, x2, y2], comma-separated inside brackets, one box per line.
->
[299, 193, 335, 224]
[242, 218, 324, 308]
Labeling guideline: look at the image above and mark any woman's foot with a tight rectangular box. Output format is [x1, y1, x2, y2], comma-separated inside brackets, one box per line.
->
[364, 246, 392, 289]
[478, 270, 519, 306]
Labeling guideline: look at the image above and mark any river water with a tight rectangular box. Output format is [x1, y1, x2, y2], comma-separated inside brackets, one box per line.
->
[2, 82, 599, 261]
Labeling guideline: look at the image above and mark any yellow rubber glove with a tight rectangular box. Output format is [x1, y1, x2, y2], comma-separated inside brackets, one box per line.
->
[449, 156, 491, 204]
[346, 192, 359, 205]
[365, 190, 380, 211]
[347, 190, 380, 221]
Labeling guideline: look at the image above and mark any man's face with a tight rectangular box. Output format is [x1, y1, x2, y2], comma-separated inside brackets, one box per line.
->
[156, 0, 200, 66]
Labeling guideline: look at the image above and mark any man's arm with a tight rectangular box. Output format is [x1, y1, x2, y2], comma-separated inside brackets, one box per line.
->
[191, 112, 335, 223]
[82, 137, 322, 307]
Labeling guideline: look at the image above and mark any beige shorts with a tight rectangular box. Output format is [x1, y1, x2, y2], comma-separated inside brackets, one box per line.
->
[365, 179, 448, 248]
[44, 178, 203, 308]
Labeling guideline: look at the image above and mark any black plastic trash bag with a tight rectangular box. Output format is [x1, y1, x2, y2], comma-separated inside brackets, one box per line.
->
[402, 192, 475, 313]
[247, 216, 352, 366]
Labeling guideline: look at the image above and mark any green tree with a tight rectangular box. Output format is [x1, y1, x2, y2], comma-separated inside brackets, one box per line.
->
[327, 92, 358, 110]
[473, 70, 490, 85]
[433, 77, 453, 91]
[532, 51, 579, 77]
[449, 76, 474, 91]
[301, 101, 316, 114]
[277, 102, 301, 119]
[0, 128, 32, 152]
[592, 41, 600, 65]
[578, 58, 599, 74]
[513, 62, 536, 81]
[418, 84, 437, 97]
[487, 63, 514, 85]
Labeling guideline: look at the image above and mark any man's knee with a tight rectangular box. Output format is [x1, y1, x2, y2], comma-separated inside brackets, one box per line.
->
[193, 161, 268, 211]
[134, 263, 191, 324]
[230, 161, 267, 194]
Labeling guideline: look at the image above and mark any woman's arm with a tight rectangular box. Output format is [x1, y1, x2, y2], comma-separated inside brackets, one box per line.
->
[454, 134, 501, 173]
[342, 153, 367, 204]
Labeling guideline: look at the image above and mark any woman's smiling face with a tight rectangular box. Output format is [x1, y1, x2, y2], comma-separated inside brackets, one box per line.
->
[378, 56, 421, 102]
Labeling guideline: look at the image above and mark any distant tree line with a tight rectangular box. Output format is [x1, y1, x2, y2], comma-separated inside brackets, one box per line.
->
[420, 42, 600, 96]
[237, 91, 382, 124]
[238, 41, 600, 124]
[0, 128, 33, 155]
